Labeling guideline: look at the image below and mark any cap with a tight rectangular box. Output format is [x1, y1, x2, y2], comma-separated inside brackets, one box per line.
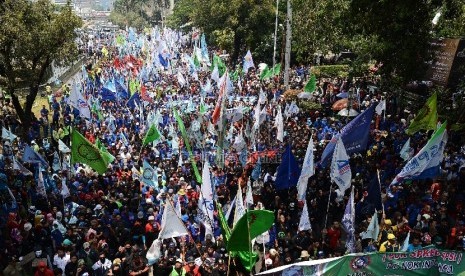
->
[24, 222, 32, 231]
[187, 256, 195, 263]
[387, 233, 396, 240]
[137, 211, 144, 219]
[113, 258, 122, 266]
[148, 215, 155, 221]
[176, 258, 183, 263]
[300, 250, 310, 258]
[83, 242, 90, 249]
[63, 239, 73, 246]
[269, 249, 278, 256]
[265, 258, 273, 265]
[94, 204, 102, 211]
[384, 219, 392, 226]
[146, 198, 153, 204]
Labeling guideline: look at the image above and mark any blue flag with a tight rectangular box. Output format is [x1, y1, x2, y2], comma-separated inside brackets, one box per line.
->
[251, 158, 261, 181]
[100, 87, 117, 101]
[104, 79, 116, 93]
[365, 174, 382, 212]
[158, 54, 168, 68]
[22, 145, 49, 168]
[274, 145, 301, 190]
[116, 80, 129, 99]
[320, 105, 375, 167]
[142, 161, 158, 189]
[127, 92, 141, 109]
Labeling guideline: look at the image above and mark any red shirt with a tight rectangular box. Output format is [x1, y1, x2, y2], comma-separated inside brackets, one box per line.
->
[327, 227, 341, 250]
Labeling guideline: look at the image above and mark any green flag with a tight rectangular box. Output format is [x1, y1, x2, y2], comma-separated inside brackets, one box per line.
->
[143, 124, 162, 146]
[272, 63, 281, 76]
[71, 129, 109, 175]
[96, 138, 115, 163]
[199, 102, 207, 115]
[193, 53, 200, 68]
[211, 55, 227, 76]
[227, 210, 275, 252]
[304, 74, 316, 93]
[91, 101, 103, 121]
[173, 109, 202, 184]
[216, 202, 258, 272]
[406, 92, 438, 135]
[259, 65, 273, 80]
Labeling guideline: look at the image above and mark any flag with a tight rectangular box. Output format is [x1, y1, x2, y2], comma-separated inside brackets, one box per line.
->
[365, 176, 382, 211]
[142, 161, 157, 188]
[52, 152, 61, 172]
[245, 179, 254, 206]
[399, 138, 412, 161]
[116, 81, 129, 99]
[216, 201, 258, 272]
[158, 53, 168, 68]
[61, 178, 71, 199]
[68, 83, 91, 119]
[22, 145, 49, 168]
[199, 161, 215, 239]
[233, 187, 246, 227]
[200, 33, 209, 63]
[360, 211, 380, 240]
[143, 124, 162, 146]
[275, 107, 284, 142]
[100, 87, 117, 101]
[243, 50, 255, 73]
[391, 122, 447, 186]
[330, 137, 352, 193]
[259, 65, 273, 80]
[272, 63, 281, 76]
[96, 139, 115, 164]
[211, 72, 229, 125]
[146, 239, 162, 266]
[175, 199, 181, 217]
[401, 231, 411, 252]
[375, 99, 386, 116]
[71, 129, 109, 175]
[225, 196, 236, 221]
[251, 158, 261, 181]
[297, 137, 315, 200]
[7, 187, 17, 209]
[36, 164, 47, 197]
[2, 127, 16, 142]
[211, 55, 227, 76]
[177, 72, 187, 87]
[13, 157, 32, 176]
[58, 140, 71, 153]
[342, 188, 355, 253]
[227, 210, 275, 252]
[304, 74, 316, 93]
[158, 200, 188, 239]
[298, 200, 312, 231]
[320, 105, 375, 167]
[406, 92, 438, 135]
[274, 145, 301, 190]
[173, 109, 202, 183]
[211, 65, 219, 83]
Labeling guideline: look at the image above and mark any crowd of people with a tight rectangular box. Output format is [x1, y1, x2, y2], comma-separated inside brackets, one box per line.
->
[0, 26, 465, 276]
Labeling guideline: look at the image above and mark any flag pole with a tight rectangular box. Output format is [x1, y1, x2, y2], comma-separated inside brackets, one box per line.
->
[376, 170, 385, 216]
[324, 184, 332, 228]
[246, 207, 253, 276]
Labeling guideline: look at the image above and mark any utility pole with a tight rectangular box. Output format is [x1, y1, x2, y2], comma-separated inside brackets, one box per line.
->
[283, 0, 292, 90]
[272, 0, 279, 68]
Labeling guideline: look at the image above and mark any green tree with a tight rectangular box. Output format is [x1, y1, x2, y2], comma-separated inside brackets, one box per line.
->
[433, 0, 465, 38]
[0, 0, 82, 138]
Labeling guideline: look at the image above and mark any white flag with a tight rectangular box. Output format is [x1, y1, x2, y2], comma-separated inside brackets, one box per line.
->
[375, 99, 386, 115]
[58, 140, 71, 153]
[198, 161, 215, 238]
[253, 102, 261, 130]
[360, 211, 380, 240]
[401, 231, 411, 252]
[36, 164, 47, 197]
[243, 50, 255, 73]
[399, 138, 411, 161]
[330, 136, 352, 194]
[52, 152, 61, 172]
[2, 127, 16, 142]
[13, 157, 32, 176]
[178, 153, 183, 167]
[177, 72, 186, 87]
[275, 106, 284, 142]
[61, 178, 71, 199]
[175, 198, 182, 217]
[245, 179, 254, 206]
[146, 239, 162, 265]
[298, 200, 312, 231]
[225, 196, 235, 221]
[233, 186, 245, 227]
[159, 200, 188, 239]
[68, 83, 91, 119]
[211, 65, 219, 83]
[297, 137, 315, 200]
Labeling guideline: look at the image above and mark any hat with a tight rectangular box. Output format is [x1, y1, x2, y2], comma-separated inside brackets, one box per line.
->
[78, 259, 85, 266]
[52, 174, 59, 178]
[146, 198, 153, 204]
[269, 249, 278, 256]
[206, 234, 212, 240]
[24, 222, 32, 231]
[387, 233, 396, 240]
[176, 258, 183, 264]
[177, 189, 186, 196]
[94, 204, 102, 211]
[422, 214, 431, 220]
[63, 239, 73, 246]
[384, 219, 392, 226]
[83, 242, 90, 249]
[300, 250, 310, 258]
[137, 211, 144, 219]
[187, 256, 195, 263]
[265, 258, 273, 265]
[148, 215, 155, 221]
[179, 177, 185, 181]
[113, 258, 122, 266]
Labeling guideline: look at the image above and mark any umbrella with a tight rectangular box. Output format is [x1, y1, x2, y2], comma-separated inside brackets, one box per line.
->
[297, 92, 312, 99]
[338, 108, 359, 117]
[332, 99, 358, 111]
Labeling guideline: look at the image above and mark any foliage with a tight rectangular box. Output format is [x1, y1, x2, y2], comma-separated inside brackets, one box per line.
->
[168, 0, 275, 63]
[312, 65, 349, 78]
[298, 101, 322, 112]
[282, 89, 301, 100]
[111, 0, 173, 29]
[0, 0, 82, 137]
[433, 1, 465, 38]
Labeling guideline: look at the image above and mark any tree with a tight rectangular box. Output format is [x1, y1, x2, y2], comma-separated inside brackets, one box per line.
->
[0, 0, 82, 138]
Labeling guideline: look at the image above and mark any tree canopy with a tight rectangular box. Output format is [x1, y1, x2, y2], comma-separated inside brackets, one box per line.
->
[0, 0, 82, 137]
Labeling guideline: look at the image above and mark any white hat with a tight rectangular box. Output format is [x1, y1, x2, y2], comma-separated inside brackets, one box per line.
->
[24, 222, 32, 231]
[146, 198, 153, 204]
[93, 204, 102, 211]
[265, 258, 273, 265]
[148, 215, 155, 221]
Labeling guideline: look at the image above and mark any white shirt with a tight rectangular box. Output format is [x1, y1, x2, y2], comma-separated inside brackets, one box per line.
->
[53, 253, 70, 272]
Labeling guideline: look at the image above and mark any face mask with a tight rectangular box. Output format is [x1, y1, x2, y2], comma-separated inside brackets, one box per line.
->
[100, 258, 106, 263]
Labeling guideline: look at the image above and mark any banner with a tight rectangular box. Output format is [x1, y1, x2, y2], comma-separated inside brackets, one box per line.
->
[258, 247, 465, 276]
